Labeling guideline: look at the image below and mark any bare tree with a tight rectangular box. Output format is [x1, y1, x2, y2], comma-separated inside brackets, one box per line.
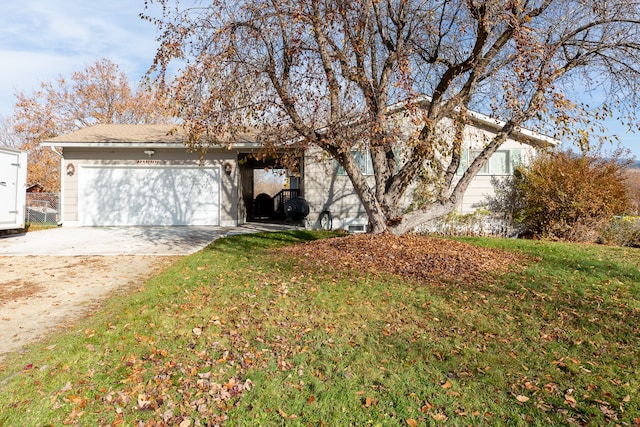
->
[8, 58, 172, 191]
[146, 0, 640, 234]
[0, 116, 21, 149]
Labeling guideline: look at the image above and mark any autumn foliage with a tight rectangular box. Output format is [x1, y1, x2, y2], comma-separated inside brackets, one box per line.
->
[507, 151, 631, 241]
[9, 58, 171, 191]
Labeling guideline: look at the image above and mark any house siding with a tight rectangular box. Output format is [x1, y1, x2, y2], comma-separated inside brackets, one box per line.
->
[303, 119, 538, 231]
[303, 148, 371, 230]
[60, 147, 238, 226]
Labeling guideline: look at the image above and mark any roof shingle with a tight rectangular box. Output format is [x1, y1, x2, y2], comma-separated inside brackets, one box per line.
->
[45, 124, 185, 144]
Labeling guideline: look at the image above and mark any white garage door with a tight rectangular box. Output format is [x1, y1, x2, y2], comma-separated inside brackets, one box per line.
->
[79, 165, 220, 226]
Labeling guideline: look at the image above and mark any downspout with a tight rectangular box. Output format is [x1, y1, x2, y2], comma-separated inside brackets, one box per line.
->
[50, 146, 62, 157]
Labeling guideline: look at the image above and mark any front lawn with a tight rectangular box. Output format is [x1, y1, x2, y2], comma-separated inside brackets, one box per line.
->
[0, 231, 638, 426]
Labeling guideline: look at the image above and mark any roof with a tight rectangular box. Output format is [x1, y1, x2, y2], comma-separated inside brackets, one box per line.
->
[43, 98, 560, 150]
[42, 124, 186, 147]
[388, 95, 560, 148]
[42, 124, 260, 148]
[0, 146, 26, 154]
[26, 183, 44, 192]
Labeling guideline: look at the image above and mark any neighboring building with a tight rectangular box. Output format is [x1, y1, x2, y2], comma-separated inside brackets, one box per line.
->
[0, 147, 27, 231]
[26, 183, 45, 193]
[42, 111, 556, 230]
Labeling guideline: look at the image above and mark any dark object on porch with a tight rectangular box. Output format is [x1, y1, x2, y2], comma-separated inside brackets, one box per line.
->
[274, 189, 299, 219]
[285, 197, 310, 224]
[254, 193, 274, 219]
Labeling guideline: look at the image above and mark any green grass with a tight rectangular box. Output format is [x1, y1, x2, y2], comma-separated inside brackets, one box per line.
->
[25, 222, 59, 231]
[0, 231, 639, 426]
[0, 222, 57, 236]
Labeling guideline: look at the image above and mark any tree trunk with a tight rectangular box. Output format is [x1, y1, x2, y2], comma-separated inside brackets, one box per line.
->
[389, 200, 459, 235]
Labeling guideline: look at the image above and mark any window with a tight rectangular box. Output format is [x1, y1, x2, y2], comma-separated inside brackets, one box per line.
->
[470, 149, 490, 174]
[336, 150, 374, 176]
[458, 148, 522, 175]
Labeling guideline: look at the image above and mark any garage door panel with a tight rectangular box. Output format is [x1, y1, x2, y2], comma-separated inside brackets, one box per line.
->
[79, 166, 220, 226]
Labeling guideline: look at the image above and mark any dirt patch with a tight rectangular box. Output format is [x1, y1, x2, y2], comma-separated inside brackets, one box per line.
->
[0, 280, 45, 303]
[0, 255, 176, 360]
[281, 233, 528, 283]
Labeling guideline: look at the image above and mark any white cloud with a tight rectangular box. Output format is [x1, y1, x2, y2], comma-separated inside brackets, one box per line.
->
[0, 0, 160, 116]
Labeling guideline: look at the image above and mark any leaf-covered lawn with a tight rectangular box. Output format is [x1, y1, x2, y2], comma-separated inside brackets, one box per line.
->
[280, 232, 528, 283]
[0, 231, 638, 426]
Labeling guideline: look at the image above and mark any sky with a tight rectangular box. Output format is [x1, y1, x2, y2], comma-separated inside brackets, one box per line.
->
[1, 0, 639, 158]
[0, 0, 160, 118]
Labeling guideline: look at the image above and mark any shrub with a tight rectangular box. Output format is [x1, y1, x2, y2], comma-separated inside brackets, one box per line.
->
[490, 150, 631, 242]
[598, 216, 640, 247]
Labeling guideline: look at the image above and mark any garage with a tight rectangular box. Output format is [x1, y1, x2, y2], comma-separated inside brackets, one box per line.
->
[78, 165, 220, 226]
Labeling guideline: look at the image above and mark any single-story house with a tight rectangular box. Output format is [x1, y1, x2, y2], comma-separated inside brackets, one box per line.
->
[42, 112, 557, 230]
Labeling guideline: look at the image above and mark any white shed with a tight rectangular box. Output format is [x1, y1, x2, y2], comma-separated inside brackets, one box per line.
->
[0, 147, 27, 230]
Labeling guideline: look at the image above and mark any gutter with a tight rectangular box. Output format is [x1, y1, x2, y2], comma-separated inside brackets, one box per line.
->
[40, 142, 265, 149]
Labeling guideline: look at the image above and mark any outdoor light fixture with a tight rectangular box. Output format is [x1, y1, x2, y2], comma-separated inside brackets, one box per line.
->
[143, 149, 156, 157]
[224, 161, 233, 175]
[66, 163, 75, 176]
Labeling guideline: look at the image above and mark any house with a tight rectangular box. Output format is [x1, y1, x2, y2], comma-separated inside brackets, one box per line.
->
[42, 114, 556, 230]
[304, 109, 557, 231]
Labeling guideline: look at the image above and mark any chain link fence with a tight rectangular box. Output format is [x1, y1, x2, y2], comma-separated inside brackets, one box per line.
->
[25, 192, 60, 225]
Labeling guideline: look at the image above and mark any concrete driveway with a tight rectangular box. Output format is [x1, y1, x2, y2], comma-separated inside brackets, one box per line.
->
[0, 226, 225, 256]
[0, 223, 295, 256]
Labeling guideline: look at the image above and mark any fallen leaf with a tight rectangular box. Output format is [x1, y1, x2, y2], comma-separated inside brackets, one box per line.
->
[422, 400, 434, 412]
[432, 413, 448, 421]
[68, 395, 83, 404]
[565, 394, 577, 407]
[600, 404, 618, 420]
[516, 395, 530, 403]
[137, 394, 152, 410]
[441, 380, 452, 389]
[406, 419, 418, 427]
